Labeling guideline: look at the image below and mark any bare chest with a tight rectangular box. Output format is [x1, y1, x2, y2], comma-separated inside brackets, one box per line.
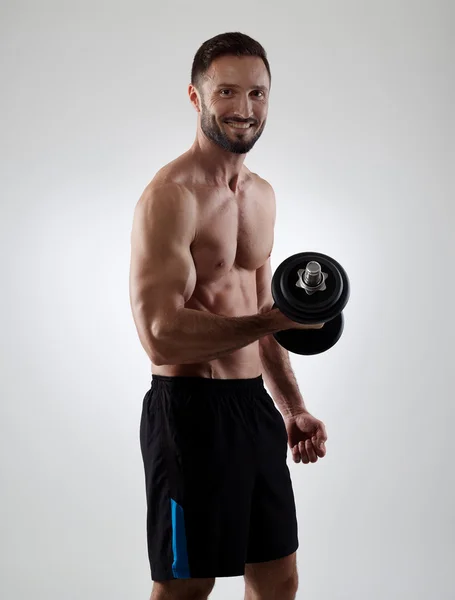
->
[191, 188, 273, 283]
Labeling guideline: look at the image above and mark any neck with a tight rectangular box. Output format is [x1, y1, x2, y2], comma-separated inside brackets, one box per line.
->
[189, 128, 247, 192]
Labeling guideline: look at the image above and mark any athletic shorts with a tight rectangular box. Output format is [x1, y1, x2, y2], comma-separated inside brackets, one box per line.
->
[139, 374, 299, 581]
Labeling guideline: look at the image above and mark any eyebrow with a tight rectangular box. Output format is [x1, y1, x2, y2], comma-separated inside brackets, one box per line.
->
[215, 83, 269, 92]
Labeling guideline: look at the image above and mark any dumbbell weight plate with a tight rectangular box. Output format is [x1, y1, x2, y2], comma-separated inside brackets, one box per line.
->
[273, 313, 344, 355]
[272, 252, 350, 324]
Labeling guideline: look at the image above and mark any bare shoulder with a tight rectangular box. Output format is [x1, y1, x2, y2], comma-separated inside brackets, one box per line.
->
[133, 178, 197, 247]
[134, 152, 212, 244]
[144, 151, 196, 189]
[139, 178, 188, 204]
[247, 171, 276, 200]
[246, 172, 276, 226]
[138, 154, 197, 209]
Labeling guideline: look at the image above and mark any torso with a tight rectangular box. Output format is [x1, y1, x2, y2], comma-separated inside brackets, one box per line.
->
[150, 151, 275, 379]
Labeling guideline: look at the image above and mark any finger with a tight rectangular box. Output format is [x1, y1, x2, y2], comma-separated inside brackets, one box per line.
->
[292, 445, 301, 463]
[304, 439, 318, 463]
[318, 423, 328, 445]
[300, 323, 324, 330]
[312, 436, 327, 458]
[313, 424, 328, 450]
[298, 441, 310, 464]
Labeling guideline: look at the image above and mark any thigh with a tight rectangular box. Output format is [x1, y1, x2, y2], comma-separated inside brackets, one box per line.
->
[246, 391, 299, 563]
[178, 391, 257, 578]
[152, 577, 215, 599]
[141, 378, 259, 580]
[244, 552, 297, 593]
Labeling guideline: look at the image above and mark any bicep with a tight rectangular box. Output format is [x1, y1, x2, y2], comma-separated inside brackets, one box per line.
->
[129, 185, 197, 337]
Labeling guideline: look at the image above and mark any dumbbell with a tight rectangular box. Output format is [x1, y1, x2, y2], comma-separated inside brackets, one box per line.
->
[272, 252, 350, 355]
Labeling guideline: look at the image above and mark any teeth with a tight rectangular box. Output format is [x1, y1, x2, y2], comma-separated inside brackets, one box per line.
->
[226, 122, 250, 129]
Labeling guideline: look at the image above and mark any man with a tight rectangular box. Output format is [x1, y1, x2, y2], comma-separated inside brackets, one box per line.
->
[129, 32, 328, 600]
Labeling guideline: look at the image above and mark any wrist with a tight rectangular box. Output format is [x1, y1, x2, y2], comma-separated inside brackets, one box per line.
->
[283, 407, 309, 419]
[268, 307, 293, 332]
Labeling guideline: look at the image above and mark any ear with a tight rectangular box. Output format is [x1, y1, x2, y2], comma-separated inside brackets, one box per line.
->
[188, 84, 201, 113]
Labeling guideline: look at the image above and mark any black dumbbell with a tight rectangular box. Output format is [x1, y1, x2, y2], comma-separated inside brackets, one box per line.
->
[271, 252, 350, 355]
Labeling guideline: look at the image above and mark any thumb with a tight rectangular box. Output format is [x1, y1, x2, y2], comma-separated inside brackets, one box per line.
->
[313, 434, 326, 449]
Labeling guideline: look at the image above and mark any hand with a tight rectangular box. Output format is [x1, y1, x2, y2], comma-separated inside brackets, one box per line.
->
[272, 308, 324, 331]
[283, 410, 328, 464]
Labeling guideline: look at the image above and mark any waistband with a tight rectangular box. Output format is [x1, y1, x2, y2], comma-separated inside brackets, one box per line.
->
[151, 374, 265, 394]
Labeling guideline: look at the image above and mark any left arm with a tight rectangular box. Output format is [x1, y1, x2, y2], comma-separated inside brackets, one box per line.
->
[256, 182, 327, 464]
[256, 256, 309, 418]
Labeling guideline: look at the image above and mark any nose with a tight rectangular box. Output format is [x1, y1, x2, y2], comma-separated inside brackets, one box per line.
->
[232, 93, 253, 120]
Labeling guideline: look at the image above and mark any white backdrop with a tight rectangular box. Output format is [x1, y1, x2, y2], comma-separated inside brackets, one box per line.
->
[1, 1, 454, 599]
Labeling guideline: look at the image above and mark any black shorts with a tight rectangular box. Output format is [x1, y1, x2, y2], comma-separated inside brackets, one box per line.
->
[139, 374, 298, 581]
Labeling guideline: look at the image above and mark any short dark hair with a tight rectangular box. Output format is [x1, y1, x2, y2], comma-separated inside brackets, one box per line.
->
[191, 32, 271, 90]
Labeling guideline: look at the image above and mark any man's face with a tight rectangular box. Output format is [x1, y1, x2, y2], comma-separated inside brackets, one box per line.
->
[197, 55, 270, 155]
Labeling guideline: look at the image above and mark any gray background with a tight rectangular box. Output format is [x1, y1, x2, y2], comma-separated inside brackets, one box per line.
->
[1, 1, 454, 599]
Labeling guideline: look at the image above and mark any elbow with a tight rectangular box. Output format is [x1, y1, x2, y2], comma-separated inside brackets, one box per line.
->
[152, 356, 167, 367]
[133, 305, 177, 365]
[150, 346, 166, 366]
[149, 321, 175, 366]
[150, 342, 171, 366]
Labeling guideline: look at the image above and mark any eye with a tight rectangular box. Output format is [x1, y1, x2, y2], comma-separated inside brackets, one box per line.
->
[253, 90, 265, 98]
[220, 89, 232, 96]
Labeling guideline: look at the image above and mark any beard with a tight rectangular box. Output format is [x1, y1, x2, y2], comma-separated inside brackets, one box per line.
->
[200, 99, 266, 155]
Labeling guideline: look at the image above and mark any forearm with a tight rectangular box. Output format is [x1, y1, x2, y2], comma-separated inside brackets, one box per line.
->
[259, 334, 308, 418]
[153, 307, 287, 365]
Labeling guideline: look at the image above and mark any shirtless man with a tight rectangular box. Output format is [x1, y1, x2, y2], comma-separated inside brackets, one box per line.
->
[129, 32, 328, 600]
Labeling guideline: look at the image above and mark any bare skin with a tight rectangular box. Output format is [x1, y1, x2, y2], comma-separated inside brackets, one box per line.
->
[129, 54, 323, 600]
[129, 56, 321, 381]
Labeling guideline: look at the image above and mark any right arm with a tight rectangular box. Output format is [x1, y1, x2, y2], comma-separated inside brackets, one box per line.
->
[129, 184, 293, 366]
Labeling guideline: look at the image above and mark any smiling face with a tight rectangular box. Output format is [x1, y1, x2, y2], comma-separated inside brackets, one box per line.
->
[191, 55, 270, 154]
